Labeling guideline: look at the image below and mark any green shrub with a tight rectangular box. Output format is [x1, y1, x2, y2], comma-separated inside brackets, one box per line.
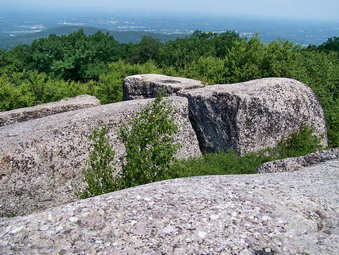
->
[78, 126, 117, 199]
[171, 125, 323, 178]
[171, 149, 274, 177]
[118, 93, 180, 187]
[78, 93, 180, 198]
[274, 126, 323, 158]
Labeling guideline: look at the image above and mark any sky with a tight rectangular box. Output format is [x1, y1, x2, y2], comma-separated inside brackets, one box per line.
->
[3, 0, 339, 22]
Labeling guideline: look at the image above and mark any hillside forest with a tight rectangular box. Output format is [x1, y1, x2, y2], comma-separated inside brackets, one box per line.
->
[0, 30, 338, 147]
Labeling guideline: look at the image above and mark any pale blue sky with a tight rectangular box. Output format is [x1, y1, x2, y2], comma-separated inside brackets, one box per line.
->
[3, 0, 339, 22]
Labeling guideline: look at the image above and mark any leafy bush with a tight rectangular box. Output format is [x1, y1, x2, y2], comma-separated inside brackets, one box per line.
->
[274, 126, 323, 158]
[171, 150, 273, 177]
[118, 93, 180, 188]
[78, 126, 117, 199]
[0, 71, 89, 111]
[78, 93, 180, 198]
[171, 125, 323, 178]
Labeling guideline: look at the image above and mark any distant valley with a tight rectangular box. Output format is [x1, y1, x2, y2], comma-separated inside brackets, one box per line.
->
[0, 26, 188, 50]
[0, 9, 338, 50]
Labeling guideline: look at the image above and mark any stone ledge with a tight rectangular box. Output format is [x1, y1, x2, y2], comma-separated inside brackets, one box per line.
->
[0, 95, 100, 127]
[257, 147, 339, 173]
[123, 74, 205, 100]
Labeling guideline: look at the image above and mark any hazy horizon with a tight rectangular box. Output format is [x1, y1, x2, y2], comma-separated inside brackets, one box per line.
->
[2, 0, 339, 23]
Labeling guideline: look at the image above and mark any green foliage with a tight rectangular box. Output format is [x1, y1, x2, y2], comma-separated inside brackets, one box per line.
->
[93, 60, 163, 104]
[0, 74, 35, 110]
[78, 126, 117, 199]
[78, 93, 181, 198]
[118, 93, 180, 188]
[291, 50, 339, 147]
[157, 30, 240, 70]
[317, 36, 339, 53]
[0, 61, 165, 111]
[129, 36, 162, 64]
[171, 125, 323, 178]
[171, 150, 273, 177]
[16, 30, 121, 82]
[274, 126, 323, 158]
[0, 71, 89, 111]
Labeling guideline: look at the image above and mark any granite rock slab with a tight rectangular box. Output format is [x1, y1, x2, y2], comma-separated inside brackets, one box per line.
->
[123, 74, 205, 100]
[0, 97, 201, 217]
[0, 95, 100, 127]
[0, 160, 338, 255]
[257, 147, 339, 173]
[179, 78, 328, 155]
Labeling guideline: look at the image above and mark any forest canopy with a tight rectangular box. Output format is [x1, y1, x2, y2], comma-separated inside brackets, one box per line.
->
[0, 30, 338, 147]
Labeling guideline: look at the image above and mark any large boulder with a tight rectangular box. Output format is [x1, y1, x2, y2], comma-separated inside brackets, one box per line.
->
[0, 97, 201, 217]
[0, 95, 100, 127]
[123, 74, 204, 100]
[179, 78, 328, 155]
[0, 160, 338, 254]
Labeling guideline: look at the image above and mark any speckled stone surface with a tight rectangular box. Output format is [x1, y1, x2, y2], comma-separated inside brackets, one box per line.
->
[179, 78, 328, 155]
[257, 148, 339, 173]
[123, 74, 205, 100]
[0, 160, 338, 255]
[0, 96, 201, 217]
[0, 95, 100, 127]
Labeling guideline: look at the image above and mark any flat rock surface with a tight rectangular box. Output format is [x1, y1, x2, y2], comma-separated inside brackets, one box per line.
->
[0, 95, 100, 127]
[257, 148, 339, 173]
[123, 74, 205, 100]
[0, 97, 201, 217]
[180, 78, 327, 155]
[0, 160, 338, 255]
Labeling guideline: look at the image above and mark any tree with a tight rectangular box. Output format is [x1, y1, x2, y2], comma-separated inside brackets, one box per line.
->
[317, 36, 339, 53]
[213, 31, 243, 58]
[130, 35, 162, 64]
[23, 30, 120, 81]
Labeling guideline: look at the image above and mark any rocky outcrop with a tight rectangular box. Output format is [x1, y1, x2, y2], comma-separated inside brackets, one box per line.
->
[0, 95, 100, 127]
[0, 96, 201, 217]
[257, 147, 339, 173]
[0, 160, 338, 255]
[179, 78, 328, 155]
[123, 74, 204, 100]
